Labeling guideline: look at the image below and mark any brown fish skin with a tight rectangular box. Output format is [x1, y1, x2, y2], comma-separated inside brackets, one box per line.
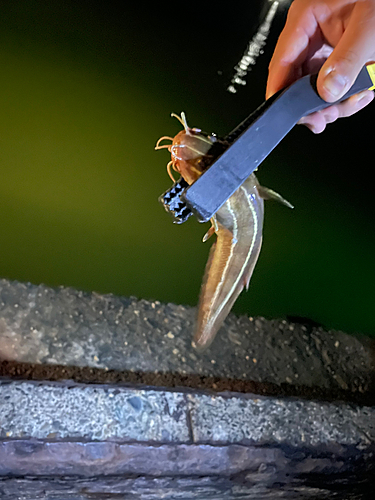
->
[193, 173, 264, 351]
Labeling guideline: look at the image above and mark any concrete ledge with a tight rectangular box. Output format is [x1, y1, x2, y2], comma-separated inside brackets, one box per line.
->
[1, 380, 374, 498]
[1, 279, 375, 498]
[1, 279, 374, 399]
[1, 380, 373, 447]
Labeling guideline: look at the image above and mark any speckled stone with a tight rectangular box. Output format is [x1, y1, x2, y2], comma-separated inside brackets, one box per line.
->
[188, 393, 375, 448]
[0, 381, 189, 442]
[1, 380, 374, 450]
[0, 379, 374, 499]
[1, 279, 375, 498]
[0, 279, 374, 395]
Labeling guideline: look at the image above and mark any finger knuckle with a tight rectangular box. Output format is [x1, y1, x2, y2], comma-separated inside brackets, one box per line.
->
[286, 0, 310, 21]
[334, 49, 360, 70]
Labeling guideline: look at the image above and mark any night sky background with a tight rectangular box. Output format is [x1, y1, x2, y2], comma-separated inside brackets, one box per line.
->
[1, 0, 374, 337]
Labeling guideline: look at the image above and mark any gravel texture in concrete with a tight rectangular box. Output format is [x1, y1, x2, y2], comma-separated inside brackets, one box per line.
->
[1, 380, 374, 447]
[0, 279, 374, 399]
[1, 278, 375, 499]
[0, 379, 374, 498]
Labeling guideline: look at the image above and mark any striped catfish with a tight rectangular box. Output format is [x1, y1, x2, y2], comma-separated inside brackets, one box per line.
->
[156, 113, 292, 350]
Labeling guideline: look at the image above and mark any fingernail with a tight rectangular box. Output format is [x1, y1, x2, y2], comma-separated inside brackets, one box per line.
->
[357, 91, 374, 107]
[355, 94, 373, 112]
[323, 72, 347, 98]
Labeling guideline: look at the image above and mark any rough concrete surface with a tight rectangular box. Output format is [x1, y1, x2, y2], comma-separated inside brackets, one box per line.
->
[1, 380, 373, 447]
[0, 279, 374, 398]
[0, 278, 375, 499]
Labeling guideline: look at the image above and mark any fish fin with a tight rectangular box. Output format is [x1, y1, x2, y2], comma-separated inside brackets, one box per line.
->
[202, 217, 219, 243]
[257, 185, 294, 209]
[244, 271, 252, 291]
[202, 226, 215, 242]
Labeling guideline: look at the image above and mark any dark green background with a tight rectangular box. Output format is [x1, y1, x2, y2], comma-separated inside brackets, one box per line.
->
[1, 1, 374, 336]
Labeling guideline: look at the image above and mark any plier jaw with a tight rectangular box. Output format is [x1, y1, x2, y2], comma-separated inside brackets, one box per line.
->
[159, 178, 191, 224]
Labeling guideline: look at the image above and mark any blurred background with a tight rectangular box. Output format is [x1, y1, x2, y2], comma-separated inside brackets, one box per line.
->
[0, 0, 374, 337]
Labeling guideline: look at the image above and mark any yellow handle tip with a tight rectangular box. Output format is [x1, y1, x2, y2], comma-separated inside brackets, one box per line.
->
[366, 63, 375, 91]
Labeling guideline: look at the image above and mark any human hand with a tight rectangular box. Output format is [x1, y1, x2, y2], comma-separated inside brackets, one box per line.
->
[266, 0, 375, 133]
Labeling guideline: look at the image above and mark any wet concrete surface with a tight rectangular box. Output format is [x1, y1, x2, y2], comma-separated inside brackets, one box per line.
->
[0, 278, 375, 499]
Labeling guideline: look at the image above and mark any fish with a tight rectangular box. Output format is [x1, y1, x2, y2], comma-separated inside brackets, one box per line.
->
[156, 112, 292, 350]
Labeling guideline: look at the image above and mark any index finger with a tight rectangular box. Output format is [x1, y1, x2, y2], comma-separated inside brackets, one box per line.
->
[266, 2, 320, 98]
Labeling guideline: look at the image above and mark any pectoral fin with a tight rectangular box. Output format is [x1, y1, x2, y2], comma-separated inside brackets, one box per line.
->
[257, 185, 294, 209]
[202, 217, 219, 242]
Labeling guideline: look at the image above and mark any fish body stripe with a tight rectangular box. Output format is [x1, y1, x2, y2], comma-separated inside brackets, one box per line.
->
[206, 184, 259, 330]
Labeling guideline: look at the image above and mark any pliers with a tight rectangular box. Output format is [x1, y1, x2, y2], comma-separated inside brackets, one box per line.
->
[160, 64, 375, 224]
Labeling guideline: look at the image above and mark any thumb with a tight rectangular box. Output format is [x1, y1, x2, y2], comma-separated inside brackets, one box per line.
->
[317, 1, 375, 102]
